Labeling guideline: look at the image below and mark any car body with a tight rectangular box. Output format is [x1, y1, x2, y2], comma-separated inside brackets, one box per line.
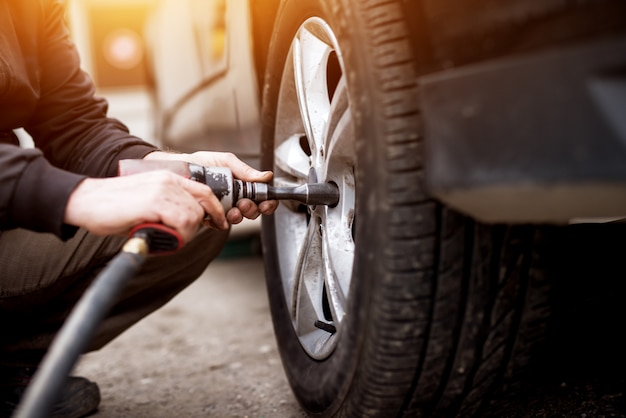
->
[144, 0, 266, 167]
[144, 1, 626, 416]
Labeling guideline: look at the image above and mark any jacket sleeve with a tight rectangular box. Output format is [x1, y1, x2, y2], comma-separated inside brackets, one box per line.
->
[4, 0, 158, 239]
[0, 144, 86, 239]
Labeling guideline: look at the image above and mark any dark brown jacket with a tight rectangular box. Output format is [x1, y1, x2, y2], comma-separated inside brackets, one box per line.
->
[0, 0, 156, 238]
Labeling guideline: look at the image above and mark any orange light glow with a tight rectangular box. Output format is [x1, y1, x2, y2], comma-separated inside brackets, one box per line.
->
[102, 28, 144, 71]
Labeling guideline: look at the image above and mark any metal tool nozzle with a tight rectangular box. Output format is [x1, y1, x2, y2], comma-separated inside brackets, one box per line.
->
[234, 181, 340, 206]
[268, 182, 340, 206]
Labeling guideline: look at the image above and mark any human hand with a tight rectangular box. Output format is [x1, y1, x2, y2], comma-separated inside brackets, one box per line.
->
[144, 151, 279, 225]
[64, 170, 226, 244]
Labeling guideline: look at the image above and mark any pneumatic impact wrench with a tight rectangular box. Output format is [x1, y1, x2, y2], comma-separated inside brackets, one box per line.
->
[119, 158, 341, 207]
[119, 158, 340, 223]
[118, 158, 340, 247]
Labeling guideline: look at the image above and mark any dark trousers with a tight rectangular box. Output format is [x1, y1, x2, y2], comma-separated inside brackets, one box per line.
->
[0, 226, 228, 367]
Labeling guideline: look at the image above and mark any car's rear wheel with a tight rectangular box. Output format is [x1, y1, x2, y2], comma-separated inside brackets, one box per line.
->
[260, 0, 555, 416]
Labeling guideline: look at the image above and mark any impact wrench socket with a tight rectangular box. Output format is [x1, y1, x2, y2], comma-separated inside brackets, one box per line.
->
[118, 159, 340, 212]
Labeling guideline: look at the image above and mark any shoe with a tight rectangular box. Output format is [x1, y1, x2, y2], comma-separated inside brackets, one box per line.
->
[0, 366, 100, 418]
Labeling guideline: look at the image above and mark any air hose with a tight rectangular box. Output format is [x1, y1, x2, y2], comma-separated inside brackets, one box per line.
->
[13, 224, 182, 418]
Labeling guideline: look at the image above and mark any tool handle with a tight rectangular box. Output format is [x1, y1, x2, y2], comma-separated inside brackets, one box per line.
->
[129, 223, 184, 255]
[118, 159, 232, 246]
[118, 159, 236, 211]
[118, 159, 193, 178]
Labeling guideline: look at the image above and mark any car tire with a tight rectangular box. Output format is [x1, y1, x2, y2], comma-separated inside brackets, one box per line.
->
[260, 0, 555, 416]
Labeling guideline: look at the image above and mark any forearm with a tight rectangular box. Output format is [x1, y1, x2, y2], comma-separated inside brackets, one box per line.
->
[0, 145, 86, 239]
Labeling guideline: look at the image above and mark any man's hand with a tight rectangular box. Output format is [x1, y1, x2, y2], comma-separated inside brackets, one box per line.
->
[64, 170, 225, 244]
[144, 151, 279, 225]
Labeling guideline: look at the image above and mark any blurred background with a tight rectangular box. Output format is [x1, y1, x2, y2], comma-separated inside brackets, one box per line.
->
[64, 0, 263, 169]
[65, 0, 156, 143]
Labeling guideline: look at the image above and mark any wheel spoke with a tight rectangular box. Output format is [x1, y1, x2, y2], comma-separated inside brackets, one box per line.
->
[320, 222, 349, 324]
[325, 75, 349, 151]
[274, 205, 308, 306]
[324, 76, 353, 167]
[293, 19, 336, 165]
[291, 217, 333, 347]
[321, 182, 355, 321]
